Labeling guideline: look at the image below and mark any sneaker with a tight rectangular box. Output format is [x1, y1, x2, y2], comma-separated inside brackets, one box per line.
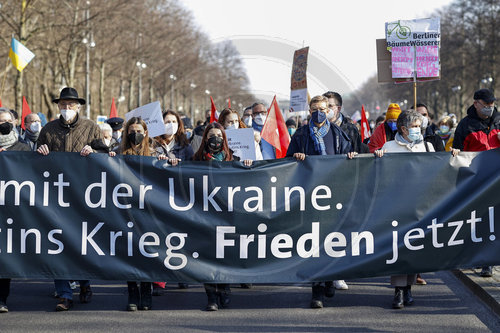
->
[56, 298, 73, 311]
[416, 274, 427, 285]
[480, 266, 493, 277]
[0, 301, 8, 313]
[333, 280, 348, 290]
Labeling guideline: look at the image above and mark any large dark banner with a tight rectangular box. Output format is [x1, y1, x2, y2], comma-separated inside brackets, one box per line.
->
[0, 149, 499, 282]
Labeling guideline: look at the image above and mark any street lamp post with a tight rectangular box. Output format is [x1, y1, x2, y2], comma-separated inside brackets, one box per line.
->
[83, 1, 95, 119]
[189, 82, 196, 121]
[452, 85, 462, 118]
[169, 74, 177, 109]
[136, 61, 147, 107]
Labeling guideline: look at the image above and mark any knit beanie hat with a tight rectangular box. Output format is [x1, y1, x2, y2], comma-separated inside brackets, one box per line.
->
[386, 103, 401, 121]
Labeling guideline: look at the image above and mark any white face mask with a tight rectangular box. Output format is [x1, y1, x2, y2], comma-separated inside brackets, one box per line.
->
[29, 122, 41, 133]
[226, 123, 239, 130]
[60, 109, 77, 122]
[254, 114, 266, 126]
[165, 122, 178, 136]
[327, 108, 336, 120]
[421, 116, 429, 130]
[243, 116, 252, 127]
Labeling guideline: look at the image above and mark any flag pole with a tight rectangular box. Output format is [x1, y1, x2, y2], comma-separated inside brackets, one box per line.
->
[0, 56, 11, 101]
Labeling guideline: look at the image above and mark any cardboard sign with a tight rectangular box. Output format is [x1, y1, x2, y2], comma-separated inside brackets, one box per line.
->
[290, 47, 309, 112]
[225, 128, 256, 161]
[125, 101, 165, 138]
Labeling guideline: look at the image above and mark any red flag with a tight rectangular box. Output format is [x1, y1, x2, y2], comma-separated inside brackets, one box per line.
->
[228, 98, 231, 108]
[209, 96, 218, 123]
[360, 105, 371, 141]
[0, 98, 2, 107]
[21, 96, 32, 130]
[109, 98, 117, 118]
[261, 96, 290, 159]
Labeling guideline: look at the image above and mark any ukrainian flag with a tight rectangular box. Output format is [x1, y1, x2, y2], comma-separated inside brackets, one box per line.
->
[9, 37, 35, 72]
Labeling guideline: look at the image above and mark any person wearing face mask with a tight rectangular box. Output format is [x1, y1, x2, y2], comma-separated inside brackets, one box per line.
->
[218, 108, 263, 161]
[241, 106, 253, 127]
[108, 117, 166, 311]
[368, 103, 401, 153]
[0, 108, 30, 313]
[106, 117, 124, 144]
[19, 113, 42, 151]
[154, 110, 194, 166]
[412, 103, 444, 152]
[453, 88, 499, 279]
[323, 91, 369, 153]
[251, 102, 276, 159]
[436, 115, 456, 151]
[374, 110, 461, 309]
[35, 87, 102, 312]
[285, 118, 297, 137]
[286, 96, 355, 309]
[192, 122, 252, 311]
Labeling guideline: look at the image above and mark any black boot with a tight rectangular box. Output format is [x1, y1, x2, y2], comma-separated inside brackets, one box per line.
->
[392, 287, 404, 309]
[218, 284, 231, 308]
[324, 281, 335, 298]
[310, 284, 324, 308]
[127, 282, 139, 311]
[204, 284, 218, 311]
[403, 286, 414, 306]
[139, 282, 152, 310]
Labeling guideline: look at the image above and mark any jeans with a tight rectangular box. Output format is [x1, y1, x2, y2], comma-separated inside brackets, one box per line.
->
[54, 280, 90, 300]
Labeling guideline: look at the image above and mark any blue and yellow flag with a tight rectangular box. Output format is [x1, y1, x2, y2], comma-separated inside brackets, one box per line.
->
[9, 37, 35, 72]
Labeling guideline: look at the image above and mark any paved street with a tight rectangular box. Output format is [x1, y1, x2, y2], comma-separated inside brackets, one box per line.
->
[0, 271, 499, 332]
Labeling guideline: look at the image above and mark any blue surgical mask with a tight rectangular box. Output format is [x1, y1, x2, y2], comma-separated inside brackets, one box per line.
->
[288, 127, 296, 136]
[311, 111, 327, 125]
[439, 125, 450, 134]
[407, 127, 421, 142]
[388, 121, 397, 132]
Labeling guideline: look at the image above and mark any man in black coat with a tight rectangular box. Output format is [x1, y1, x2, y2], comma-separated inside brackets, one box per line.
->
[323, 91, 369, 153]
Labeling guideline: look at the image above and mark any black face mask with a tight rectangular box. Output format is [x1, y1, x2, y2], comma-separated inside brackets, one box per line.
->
[0, 122, 13, 135]
[128, 132, 145, 146]
[207, 136, 223, 152]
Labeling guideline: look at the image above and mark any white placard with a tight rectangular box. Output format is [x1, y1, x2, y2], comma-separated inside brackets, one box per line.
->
[125, 101, 165, 138]
[225, 128, 256, 161]
[290, 88, 308, 112]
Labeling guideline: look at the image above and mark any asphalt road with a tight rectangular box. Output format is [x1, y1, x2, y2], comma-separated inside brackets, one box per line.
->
[0, 271, 499, 332]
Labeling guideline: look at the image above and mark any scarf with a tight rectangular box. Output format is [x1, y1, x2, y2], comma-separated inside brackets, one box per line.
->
[24, 129, 40, 143]
[204, 150, 225, 161]
[395, 132, 423, 148]
[0, 130, 19, 149]
[309, 119, 330, 155]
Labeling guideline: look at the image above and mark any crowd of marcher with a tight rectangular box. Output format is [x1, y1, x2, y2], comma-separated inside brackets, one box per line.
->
[0, 86, 498, 313]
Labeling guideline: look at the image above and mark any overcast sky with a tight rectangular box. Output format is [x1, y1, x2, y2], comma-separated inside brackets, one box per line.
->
[182, 0, 453, 102]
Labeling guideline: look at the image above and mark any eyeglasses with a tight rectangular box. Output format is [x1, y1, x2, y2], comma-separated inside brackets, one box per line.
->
[476, 100, 495, 108]
[58, 101, 79, 108]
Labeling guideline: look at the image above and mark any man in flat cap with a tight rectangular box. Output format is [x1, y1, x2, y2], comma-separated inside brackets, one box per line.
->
[106, 117, 124, 144]
[36, 87, 102, 311]
[453, 88, 499, 278]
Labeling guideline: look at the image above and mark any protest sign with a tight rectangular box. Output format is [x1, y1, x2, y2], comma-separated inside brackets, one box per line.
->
[0, 149, 499, 282]
[226, 128, 256, 160]
[125, 101, 165, 137]
[385, 17, 441, 79]
[290, 47, 309, 112]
